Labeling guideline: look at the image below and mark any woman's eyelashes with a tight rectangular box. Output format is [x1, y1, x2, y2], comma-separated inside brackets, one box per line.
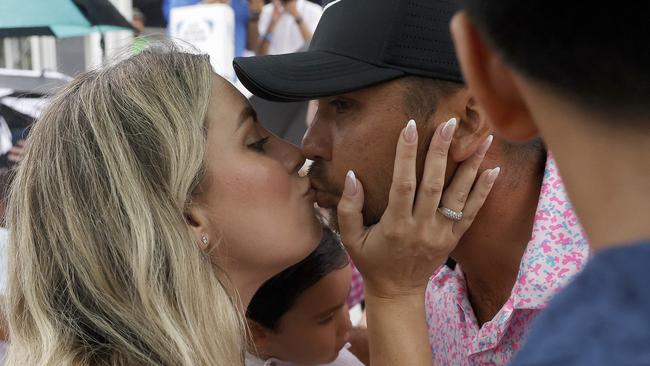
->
[247, 136, 270, 153]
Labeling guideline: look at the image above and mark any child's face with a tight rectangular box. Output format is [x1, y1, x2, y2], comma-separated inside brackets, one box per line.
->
[263, 264, 353, 365]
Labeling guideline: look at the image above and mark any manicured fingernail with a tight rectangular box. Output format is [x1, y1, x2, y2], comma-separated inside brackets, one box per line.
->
[487, 167, 501, 184]
[344, 170, 357, 196]
[476, 135, 494, 158]
[441, 117, 457, 142]
[403, 119, 417, 144]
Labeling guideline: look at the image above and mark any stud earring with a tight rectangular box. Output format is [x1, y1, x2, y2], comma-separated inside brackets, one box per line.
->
[201, 234, 209, 247]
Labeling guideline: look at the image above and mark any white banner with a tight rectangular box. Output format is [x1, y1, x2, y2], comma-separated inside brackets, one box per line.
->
[169, 4, 236, 83]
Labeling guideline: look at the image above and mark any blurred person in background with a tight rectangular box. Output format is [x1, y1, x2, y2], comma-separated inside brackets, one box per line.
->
[255, 0, 322, 55]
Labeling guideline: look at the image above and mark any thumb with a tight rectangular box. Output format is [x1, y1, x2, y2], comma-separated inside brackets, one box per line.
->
[337, 170, 366, 255]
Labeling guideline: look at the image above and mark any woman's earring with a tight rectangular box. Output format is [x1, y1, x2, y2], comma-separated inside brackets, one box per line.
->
[200, 234, 209, 248]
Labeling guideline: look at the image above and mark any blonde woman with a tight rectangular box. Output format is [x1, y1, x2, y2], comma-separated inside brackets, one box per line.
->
[5, 44, 496, 366]
[5, 45, 322, 365]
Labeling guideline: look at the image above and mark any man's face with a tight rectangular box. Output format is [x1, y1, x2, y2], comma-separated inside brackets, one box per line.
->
[303, 79, 455, 227]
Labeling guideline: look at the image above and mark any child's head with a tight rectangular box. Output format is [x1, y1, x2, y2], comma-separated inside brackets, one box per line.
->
[247, 227, 353, 365]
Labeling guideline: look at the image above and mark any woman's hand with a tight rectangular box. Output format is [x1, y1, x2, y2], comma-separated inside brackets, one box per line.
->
[337, 118, 499, 300]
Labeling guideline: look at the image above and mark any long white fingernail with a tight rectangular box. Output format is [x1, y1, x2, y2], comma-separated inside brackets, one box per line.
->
[487, 167, 501, 184]
[441, 117, 457, 142]
[344, 170, 358, 196]
[404, 119, 417, 143]
[476, 135, 494, 157]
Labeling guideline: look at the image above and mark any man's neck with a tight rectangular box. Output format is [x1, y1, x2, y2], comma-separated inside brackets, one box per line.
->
[451, 146, 545, 325]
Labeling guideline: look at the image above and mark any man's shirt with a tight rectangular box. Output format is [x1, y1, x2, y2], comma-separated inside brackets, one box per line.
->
[425, 156, 590, 365]
[510, 241, 650, 366]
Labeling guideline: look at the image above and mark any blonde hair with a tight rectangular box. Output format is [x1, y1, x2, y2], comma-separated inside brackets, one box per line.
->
[5, 45, 245, 365]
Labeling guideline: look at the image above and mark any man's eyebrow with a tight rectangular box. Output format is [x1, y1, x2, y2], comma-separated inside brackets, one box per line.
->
[236, 105, 258, 130]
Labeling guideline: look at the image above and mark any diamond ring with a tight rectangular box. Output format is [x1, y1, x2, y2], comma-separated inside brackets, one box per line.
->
[438, 206, 463, 221]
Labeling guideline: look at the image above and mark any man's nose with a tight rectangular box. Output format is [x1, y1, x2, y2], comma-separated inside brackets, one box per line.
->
[301, 118, 332, 161]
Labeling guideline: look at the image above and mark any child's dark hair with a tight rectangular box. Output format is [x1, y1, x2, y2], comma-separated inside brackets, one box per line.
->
[246, 226, 350, 330]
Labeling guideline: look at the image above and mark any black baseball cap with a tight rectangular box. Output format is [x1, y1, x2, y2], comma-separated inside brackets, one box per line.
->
[233, 0, 462, 102]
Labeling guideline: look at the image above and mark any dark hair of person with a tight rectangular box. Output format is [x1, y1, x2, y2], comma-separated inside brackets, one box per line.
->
[246, 227, 350, 330]
[401, 75, 545, 161]
[401, 76, 463, 123]
[459, 1, 650, 120]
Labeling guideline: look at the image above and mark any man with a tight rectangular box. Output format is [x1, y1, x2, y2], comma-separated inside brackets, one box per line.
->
[234, 0, 588, 364]
[256, 0, 322, 55]
[450, 1, 650, 365]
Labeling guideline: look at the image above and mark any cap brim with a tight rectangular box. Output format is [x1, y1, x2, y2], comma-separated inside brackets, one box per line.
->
[234, 51, 405, 102]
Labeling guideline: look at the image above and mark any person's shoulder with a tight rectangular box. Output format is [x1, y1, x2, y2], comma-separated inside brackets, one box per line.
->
[510, 241, 650, 366]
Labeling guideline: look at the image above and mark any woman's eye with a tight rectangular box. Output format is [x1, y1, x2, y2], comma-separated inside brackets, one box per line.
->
[330, 99, 352, 114]
[247, 136, 270, 152]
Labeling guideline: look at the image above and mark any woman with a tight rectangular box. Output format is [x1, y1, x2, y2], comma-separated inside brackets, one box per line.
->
[5, 45, 321, 365]
[5, 45, 496, 365]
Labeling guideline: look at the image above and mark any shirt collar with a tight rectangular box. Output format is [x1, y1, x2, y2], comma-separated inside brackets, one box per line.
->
[511, 154, 590, 310]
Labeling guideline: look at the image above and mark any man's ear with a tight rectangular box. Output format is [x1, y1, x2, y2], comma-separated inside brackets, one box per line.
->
[186, 202, 211, 252]
[450, 12, 538, 142]
[448, 91, 492, 162]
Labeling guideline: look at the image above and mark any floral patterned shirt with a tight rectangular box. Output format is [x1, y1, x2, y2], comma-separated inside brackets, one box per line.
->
[425, 155, 589, 365]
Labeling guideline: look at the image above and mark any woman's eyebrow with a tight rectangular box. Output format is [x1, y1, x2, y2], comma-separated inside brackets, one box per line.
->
[236, 106, 258, 130]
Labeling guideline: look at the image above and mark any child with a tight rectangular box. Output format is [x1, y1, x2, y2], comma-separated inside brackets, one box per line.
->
[246, 227, 365, 366]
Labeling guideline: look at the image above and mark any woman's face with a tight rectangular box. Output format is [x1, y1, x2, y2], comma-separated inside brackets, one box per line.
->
[190, 76, 321, 305]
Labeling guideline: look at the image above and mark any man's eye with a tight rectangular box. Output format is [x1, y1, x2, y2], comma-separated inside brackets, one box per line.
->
[330, 99, 352, 114]
[247, 136, 270, 152]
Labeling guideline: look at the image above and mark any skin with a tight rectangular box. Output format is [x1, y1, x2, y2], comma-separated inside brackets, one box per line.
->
[187, 76, 322, 307]
[451, 12, 650, 250]
[336, 118, 498, 366]
[251, 265, 353, 365]
[304, 79, 544, 324]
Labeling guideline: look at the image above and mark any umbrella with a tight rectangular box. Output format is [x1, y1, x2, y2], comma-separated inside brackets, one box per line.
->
[0, 0, 134, 38]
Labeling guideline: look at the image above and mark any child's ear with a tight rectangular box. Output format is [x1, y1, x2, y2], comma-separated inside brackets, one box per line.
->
[247, 320, 273, 353]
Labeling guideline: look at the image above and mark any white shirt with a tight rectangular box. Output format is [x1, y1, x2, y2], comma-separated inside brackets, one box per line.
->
[258, 0, 322, 55]
[245, 344, 364, 366]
